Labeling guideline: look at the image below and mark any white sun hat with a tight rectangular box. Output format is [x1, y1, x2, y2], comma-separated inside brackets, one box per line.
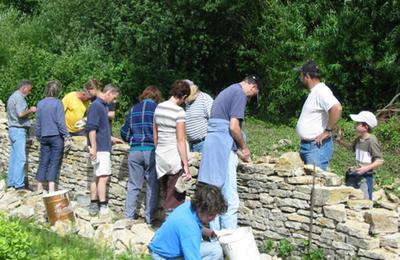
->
[350, 111, 378, 128]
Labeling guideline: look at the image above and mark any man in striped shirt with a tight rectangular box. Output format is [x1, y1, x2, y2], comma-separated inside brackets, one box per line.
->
[185, 80, 214, 152]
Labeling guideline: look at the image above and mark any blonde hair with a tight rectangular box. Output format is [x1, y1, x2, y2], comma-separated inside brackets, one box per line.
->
[185, 84, 200, 103]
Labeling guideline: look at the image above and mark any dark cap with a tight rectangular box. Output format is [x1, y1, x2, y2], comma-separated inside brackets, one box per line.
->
[244, 75, 264, 92]
[295, 60, 320, 77]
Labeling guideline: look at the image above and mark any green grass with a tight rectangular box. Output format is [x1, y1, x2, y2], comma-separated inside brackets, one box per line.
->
[0, 216, 149, 260]
[244, 117, 400, 197]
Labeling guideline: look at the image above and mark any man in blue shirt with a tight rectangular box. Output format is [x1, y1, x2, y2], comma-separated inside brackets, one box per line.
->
[86, 84, 122, 216]
[7, 79, 36, 189]
[198, 75, 262, 230]
[148, 185, 227, 260]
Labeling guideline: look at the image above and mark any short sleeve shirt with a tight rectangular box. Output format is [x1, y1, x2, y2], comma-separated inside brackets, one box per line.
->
[62, 92, 89, 133]
[185, 92, 213, 141]
[7, 90, 30, 128]
[154, 100, 186, 144]
[210, 83, 247, 121]
[296, 82, 340, 140]
[352, 134, 384, 167]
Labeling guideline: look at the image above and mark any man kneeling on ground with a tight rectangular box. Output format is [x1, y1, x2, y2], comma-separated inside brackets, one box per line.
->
[148, 185, 227, 260]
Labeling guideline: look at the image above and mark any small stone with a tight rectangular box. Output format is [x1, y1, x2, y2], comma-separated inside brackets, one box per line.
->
[347, 199, 373, 210]
[349, 189, 365, 200]
[285, 221, 302, 230]
[94, 224, 114, 246]
[358, 248, 399, 259]
[380, 233, 400, 248]
[387, 193, 400, 204]
[77, 218, 95, 238]
[323, 204, 346, 222]
[51, 220, 78, 236]
[114, 219, 135, 230]
[315, 217, 335, 228]
[9, 205, 35, 218]
[347, 236, 380, 250]
[75, 194, 90, 208]
[259, 193, 274, 204]
[380, 201, 398, 210]
[287, 213, 310, 223]
[112, 229, 136, 251]
[275, 152, 304, 177]
[372, 189, 387, 202]
[74, 207, 91, 221]
[287, 176, 315, 185]
[313, 186, 353, 206]
[276, 198, 309, 209]
[332, 241, 356, 251]
[336, 220, 370, 238]
[364, 208, 398, 234]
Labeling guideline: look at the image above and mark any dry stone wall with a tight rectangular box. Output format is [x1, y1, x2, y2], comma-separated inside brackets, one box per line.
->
[0, 100, 399, 259]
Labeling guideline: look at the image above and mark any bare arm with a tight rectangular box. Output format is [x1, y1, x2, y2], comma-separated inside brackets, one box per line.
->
[153, 119, 158, 146]
[229, 118, 250, 161]
[356, 160, 384, 174]
[18, 106, 36, 118]
[315, 103, 342, 145]
[176, 121, 190, 178]
[88, 130, 97, 160]
[327, 103, 342, 130]
[108, 111, 115, 120]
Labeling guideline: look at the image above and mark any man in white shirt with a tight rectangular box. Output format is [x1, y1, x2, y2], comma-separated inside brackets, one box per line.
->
[295, 60, 342, 171]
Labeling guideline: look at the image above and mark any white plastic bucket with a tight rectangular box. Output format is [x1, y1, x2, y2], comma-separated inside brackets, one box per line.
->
[217, 227, 260, 260]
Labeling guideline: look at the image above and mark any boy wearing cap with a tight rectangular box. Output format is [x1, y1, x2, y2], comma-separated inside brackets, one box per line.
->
[295, 60, 342, 171]
[346, 111, 384, 200]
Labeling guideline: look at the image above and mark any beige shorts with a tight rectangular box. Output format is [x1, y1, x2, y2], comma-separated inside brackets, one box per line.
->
[92, 151, 111, 177]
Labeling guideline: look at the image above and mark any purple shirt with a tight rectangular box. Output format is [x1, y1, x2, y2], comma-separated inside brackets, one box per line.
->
[210, 83, 247, 121]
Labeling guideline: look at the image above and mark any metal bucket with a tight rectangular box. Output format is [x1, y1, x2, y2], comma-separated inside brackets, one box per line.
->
[43, 190, 75, 225]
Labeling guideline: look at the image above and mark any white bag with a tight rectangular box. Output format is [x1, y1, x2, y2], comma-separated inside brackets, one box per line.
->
[216, 227, 260, 260]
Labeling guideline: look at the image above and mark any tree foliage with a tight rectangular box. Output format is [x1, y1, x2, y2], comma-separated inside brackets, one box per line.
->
[0, 0, 398, 121]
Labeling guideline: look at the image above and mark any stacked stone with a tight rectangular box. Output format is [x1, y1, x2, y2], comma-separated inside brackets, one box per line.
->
[0, 100, 9, 173]
[237, 152, 400, 259]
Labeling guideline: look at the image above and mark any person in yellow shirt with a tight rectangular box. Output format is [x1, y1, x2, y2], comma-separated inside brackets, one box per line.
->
[62, 90, 92, 136]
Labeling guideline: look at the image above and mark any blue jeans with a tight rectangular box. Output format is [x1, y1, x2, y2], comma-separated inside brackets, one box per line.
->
[125, 150, 159, 224]
[150, 241, 223, 260]
[8, 127, 27, 188]
[36, 135, 64, 182]
[210, 150, 239, 230]
[346, 172, 373, 200]
[299, 137, 333, 171]
[190, 140, 204, 153]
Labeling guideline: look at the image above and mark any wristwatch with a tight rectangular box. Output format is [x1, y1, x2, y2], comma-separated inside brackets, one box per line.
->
[325, 128, 333, 132]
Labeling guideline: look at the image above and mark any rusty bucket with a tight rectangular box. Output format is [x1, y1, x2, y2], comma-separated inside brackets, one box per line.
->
[43, 190, 75, 225]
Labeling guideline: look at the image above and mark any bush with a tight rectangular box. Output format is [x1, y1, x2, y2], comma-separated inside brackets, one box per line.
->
[376, 117, 400, 152]
[0, 215, 31, 259]
[278, 239, 294, 258]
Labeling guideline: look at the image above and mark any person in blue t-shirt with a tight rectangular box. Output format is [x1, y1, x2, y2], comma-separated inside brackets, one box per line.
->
[148, 185, 227, 260]
[197, 75, 262, 230]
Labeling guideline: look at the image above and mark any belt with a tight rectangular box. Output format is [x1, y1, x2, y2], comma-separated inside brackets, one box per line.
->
[301, 137, 332, 144]
[190, 137, 205, 145]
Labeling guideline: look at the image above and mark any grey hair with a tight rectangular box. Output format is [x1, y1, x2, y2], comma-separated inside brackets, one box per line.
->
[103, 83, 120, 94]
[17, 79, 32, 90]
[45, 80, 62, 97]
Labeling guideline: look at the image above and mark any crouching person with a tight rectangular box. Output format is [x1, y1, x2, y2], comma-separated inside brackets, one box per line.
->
[148, 185, 227, 260]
